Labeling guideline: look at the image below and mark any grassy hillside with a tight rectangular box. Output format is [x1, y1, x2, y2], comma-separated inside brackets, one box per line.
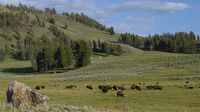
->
[0, 51, 200, 112]
[0, 6, 118, 49]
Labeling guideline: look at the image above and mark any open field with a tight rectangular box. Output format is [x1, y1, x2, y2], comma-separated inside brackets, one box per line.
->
[0, 51, 200, 112]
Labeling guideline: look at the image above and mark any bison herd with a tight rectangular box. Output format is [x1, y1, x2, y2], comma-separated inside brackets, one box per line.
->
[34, 81, 196, 97]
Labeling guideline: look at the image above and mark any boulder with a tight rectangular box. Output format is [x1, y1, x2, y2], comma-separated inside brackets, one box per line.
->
[7, 81, 49, 108]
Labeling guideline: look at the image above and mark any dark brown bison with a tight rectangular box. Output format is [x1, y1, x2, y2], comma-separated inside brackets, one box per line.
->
[118, 86, 126, 91]
[136, 85, 141, 91]
[65, 85, 77, 89]
[146, 85, 163, 90]
[117, 91, 124, 97]
[112, 85, 118, 91]
[100, 85, 112, 93]
[154, 85, 163, 90]
[41, 85, 45, 89]
[98, 85, 103, 90]
[86, 85, 93, 90]
[146, 85, 154, 90]
[131, 84, 141, 91]
[35, 86, 40, 90]
[102, 87, 109, 93]
[130, 84, 137, 90]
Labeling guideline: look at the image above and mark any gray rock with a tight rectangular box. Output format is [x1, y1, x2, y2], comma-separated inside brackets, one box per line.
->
[7, 81, 49, 108]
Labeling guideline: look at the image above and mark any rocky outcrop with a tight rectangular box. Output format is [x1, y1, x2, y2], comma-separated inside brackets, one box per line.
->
[7, 81, 49, 108]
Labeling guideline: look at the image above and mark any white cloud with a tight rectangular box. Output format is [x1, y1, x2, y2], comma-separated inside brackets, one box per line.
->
[113, 15, 159, 33]
[106, 0, 189, 13]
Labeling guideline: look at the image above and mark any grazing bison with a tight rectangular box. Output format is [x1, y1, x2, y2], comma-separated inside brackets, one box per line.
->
[101, 85, 112, 93]
[112, 85, 118, 91]
[117, 91, 124, 97]
[146, 85, 154, 90]
[154, 85, 163, 90]
[136, 85, 141, 91]
[146, 85, 163, 90]
[130, 84, 137, 90]
[98, 85, 103, 90]
[35, 86, 40, 90]
[131, 84, 141, 91]
[118, 86, 126, 91]
[41, 85, 45, 89]
[86, 85, 93, 90]
[102, 87, 109, 93]
[65, 85, 77, 89]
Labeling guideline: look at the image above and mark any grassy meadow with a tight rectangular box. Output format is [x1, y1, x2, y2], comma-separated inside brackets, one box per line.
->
[0, 50, 200, 112]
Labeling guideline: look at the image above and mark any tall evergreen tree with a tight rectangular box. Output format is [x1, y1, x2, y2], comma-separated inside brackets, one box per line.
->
[109, 26, 115, 35]
[75, 40, 92, 68]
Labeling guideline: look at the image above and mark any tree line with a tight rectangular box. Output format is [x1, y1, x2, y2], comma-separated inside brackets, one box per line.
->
[14, 34, 92, 72]
[118, 32, 200, 54]
[92, 40, 122, 56]
[63, 12, 115, 35]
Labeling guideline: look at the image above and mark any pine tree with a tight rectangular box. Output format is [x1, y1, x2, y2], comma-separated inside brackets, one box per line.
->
[55, 47, 62, 68]
[75, 40, 92, 68]
[109, 27, 115, 35]
[59, 44, 67, 68]
[36, 49, 46, 72]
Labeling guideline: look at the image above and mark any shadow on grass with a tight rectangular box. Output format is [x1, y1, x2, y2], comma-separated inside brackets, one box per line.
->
[2, 67, 34, 74]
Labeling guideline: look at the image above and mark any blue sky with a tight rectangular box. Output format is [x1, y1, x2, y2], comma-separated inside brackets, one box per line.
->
[1, 0, 200, 35]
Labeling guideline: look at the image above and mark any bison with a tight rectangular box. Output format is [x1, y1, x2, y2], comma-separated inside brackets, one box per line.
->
[65, 85, 77, 89]
[35, 86, 40, 90]
[117, 91, 124, 97]
[100, 85, 112, 93]
[118, 86, 126, 91]
[86, 85, 93, 90]
[154, 85, 163, 90]
[41, 85, 45, 89]
[131, 84, 141, 91]
[146, 85, 163, 90]
[112, 85, 118, 91]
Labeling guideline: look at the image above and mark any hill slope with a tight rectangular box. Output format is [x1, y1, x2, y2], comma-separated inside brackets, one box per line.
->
[0, 5, 118, 49]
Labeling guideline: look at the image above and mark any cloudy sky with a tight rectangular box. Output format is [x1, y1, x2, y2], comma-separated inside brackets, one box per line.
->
[0, 0, 199, 35]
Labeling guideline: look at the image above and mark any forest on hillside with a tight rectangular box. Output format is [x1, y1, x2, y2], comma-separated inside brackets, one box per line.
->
[118, 32, 200, 54]
[0, 4, 120, 73]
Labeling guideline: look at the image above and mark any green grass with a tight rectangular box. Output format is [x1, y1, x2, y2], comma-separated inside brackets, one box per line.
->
[0, 51, 200, 112]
